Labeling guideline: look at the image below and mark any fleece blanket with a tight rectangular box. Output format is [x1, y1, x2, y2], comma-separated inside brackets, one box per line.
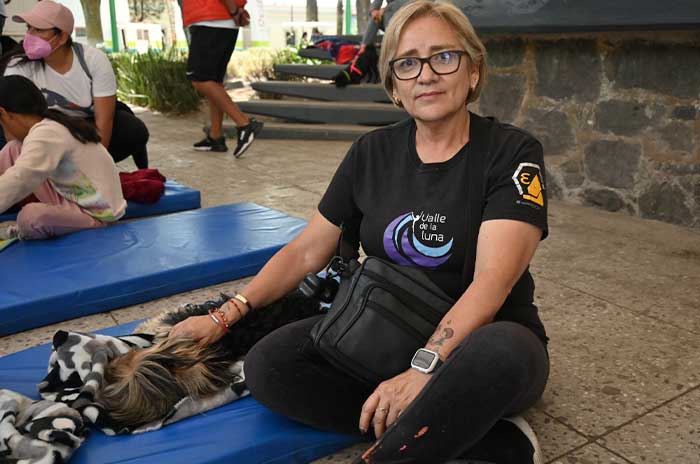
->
[0, 330, 248, 463]
[0, 389, 86, 464]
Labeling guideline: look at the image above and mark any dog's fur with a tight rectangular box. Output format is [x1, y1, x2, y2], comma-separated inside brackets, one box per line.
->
[101, 292, 322, 428]
[333, 44, 380, 87]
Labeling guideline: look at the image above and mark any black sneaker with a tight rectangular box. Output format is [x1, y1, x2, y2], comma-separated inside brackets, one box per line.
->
[193, 134, 228, 152]
[233, 118, 264, 158]
[449, 416, 543, 464]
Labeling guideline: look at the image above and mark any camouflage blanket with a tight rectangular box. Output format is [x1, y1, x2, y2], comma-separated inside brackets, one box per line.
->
[0, 330, 247, 463]
[0, 389, 86, 463]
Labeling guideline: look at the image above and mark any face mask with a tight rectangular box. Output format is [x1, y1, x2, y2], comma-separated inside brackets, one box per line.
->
[23, 32, 54, 60]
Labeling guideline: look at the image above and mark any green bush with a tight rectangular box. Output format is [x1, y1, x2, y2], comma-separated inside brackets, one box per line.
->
[110, 49, 200, 114]
[110, 46, 325, 112]
[227, 47, 323, 81]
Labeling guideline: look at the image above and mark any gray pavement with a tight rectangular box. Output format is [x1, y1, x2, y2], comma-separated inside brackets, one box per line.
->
[2, 108, 699, 463]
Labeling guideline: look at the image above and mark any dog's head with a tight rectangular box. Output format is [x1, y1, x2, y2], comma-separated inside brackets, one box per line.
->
[101, 337, 235, 428]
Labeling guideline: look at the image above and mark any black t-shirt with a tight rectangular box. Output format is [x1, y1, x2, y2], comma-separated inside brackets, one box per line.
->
[319, 114, 549, 343]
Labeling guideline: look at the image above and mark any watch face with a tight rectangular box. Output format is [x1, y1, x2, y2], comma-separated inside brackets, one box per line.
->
[412, 349, 436, 370]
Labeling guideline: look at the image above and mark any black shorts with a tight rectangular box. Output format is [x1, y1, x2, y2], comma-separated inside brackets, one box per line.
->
[186, 26, 239, 83]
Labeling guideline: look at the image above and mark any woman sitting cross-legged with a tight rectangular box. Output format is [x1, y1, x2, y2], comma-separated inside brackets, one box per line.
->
[0, 75, 125, 240]
[1, 0, 149, 169]
[169, 1, 550, 462]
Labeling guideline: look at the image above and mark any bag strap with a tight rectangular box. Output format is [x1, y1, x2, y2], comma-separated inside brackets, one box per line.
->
[459, 113, 496, 292]
[72, 42, 93, 82]
[71, 42, 95, 104]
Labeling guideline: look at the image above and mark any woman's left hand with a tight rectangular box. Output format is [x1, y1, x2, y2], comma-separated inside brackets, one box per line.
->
[359, 368, 431, 438]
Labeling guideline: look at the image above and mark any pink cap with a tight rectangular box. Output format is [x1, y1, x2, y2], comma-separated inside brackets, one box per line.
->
[13, 1, 75, 34]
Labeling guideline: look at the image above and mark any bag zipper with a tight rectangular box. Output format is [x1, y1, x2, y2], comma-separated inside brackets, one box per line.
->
[365, 300, 428, 342]
[361, 269, 446, 323]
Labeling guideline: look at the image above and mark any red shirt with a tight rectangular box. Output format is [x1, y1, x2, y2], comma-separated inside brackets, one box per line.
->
[182, 0, 247, 27]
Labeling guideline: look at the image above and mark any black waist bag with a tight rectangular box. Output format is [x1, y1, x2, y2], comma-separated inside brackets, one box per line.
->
[310, 257, 454, 386]
[310, 114, 498, 386]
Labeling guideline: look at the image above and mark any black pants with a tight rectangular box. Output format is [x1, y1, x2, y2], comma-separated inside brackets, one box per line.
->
[186, 26, 238, 83]
[102, 103, 149, 169]
[245, 316, 549, 463]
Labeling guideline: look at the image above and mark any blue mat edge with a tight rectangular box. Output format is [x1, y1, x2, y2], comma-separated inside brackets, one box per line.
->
[0, 249, 279, 336]
[0, 202, 307, 336]
[1, 249, 278, 336]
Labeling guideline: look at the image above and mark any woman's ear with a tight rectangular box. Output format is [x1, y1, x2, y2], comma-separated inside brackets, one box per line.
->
[469, 63, 480, 90]
[0, 108, 17, 140]
[54, 31, 70, 48]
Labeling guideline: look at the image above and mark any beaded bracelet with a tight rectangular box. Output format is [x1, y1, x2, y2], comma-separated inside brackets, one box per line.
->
[208, 309, 230, 332]
[214, 307, 230, 328]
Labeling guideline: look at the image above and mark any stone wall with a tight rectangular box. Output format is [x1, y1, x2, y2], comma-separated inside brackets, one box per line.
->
[473, 31, 700, 228]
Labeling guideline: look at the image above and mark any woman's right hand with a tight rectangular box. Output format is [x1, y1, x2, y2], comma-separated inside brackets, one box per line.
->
[169, 314, 227, 346]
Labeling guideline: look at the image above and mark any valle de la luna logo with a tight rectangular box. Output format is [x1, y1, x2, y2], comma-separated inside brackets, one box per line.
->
[383, 211, 454, 268]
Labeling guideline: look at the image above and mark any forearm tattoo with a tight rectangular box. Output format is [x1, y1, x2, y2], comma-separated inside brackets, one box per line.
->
[427, 319, 454, 349]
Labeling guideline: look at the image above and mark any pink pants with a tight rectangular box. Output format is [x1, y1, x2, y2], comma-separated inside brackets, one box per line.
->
[0, 141, 106, 240]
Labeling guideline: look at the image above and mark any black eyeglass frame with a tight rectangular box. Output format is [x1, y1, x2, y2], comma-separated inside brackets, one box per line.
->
[389, 50, 468, 80]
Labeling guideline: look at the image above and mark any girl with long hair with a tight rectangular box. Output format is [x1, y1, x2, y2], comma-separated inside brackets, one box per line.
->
[0, 75, 125, 240]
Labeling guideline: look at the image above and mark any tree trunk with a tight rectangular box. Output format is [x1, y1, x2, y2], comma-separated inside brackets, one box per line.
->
[306, 0, 318, 22]
[336, 0, 343, 35]
[130, 0, 138, 21]
[80, 0, 104, 47]
[356, 0, 370, 34]
[163, 0, 177, 49]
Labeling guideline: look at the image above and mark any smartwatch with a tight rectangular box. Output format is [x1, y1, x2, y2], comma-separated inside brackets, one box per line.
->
[410, 348, 443, 374]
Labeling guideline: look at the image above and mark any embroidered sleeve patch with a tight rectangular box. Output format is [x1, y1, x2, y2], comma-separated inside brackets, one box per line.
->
[512, 163, 545, 207]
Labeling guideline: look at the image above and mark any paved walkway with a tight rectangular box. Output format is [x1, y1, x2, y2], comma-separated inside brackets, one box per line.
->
[2, 108, 699, 463]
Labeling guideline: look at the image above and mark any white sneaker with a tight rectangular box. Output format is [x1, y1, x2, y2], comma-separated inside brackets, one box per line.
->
[502, 416, 543, 464]
[449, 415, 543, 464]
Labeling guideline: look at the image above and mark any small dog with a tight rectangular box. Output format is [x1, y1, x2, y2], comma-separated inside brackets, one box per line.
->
[333, 44, 380, 87]
[101, 291, 322, 428]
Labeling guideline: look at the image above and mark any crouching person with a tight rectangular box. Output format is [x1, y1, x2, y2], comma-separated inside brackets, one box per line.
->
[0, 75, 125, 240]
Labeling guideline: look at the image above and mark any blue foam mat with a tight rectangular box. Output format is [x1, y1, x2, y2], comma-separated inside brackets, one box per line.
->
[0, 180, 201, 222]
[0, 203, 306, 336]
[0, 321, 360, 464]
[122, 180, 201, 219]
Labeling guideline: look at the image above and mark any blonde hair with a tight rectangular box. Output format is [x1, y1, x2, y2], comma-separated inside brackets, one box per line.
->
[379, 0, 488, 105]
[101, 337, 235, 427]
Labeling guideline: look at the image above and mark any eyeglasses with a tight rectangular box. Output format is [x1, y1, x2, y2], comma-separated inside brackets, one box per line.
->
[390, 50, 467, 80]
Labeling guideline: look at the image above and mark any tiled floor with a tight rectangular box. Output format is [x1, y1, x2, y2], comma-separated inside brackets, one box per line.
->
[2, 108, 698, 463]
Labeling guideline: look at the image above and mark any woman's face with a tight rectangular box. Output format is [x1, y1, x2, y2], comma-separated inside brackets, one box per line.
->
[26, 25, 64, 56]
[391, 15, 479, 124]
